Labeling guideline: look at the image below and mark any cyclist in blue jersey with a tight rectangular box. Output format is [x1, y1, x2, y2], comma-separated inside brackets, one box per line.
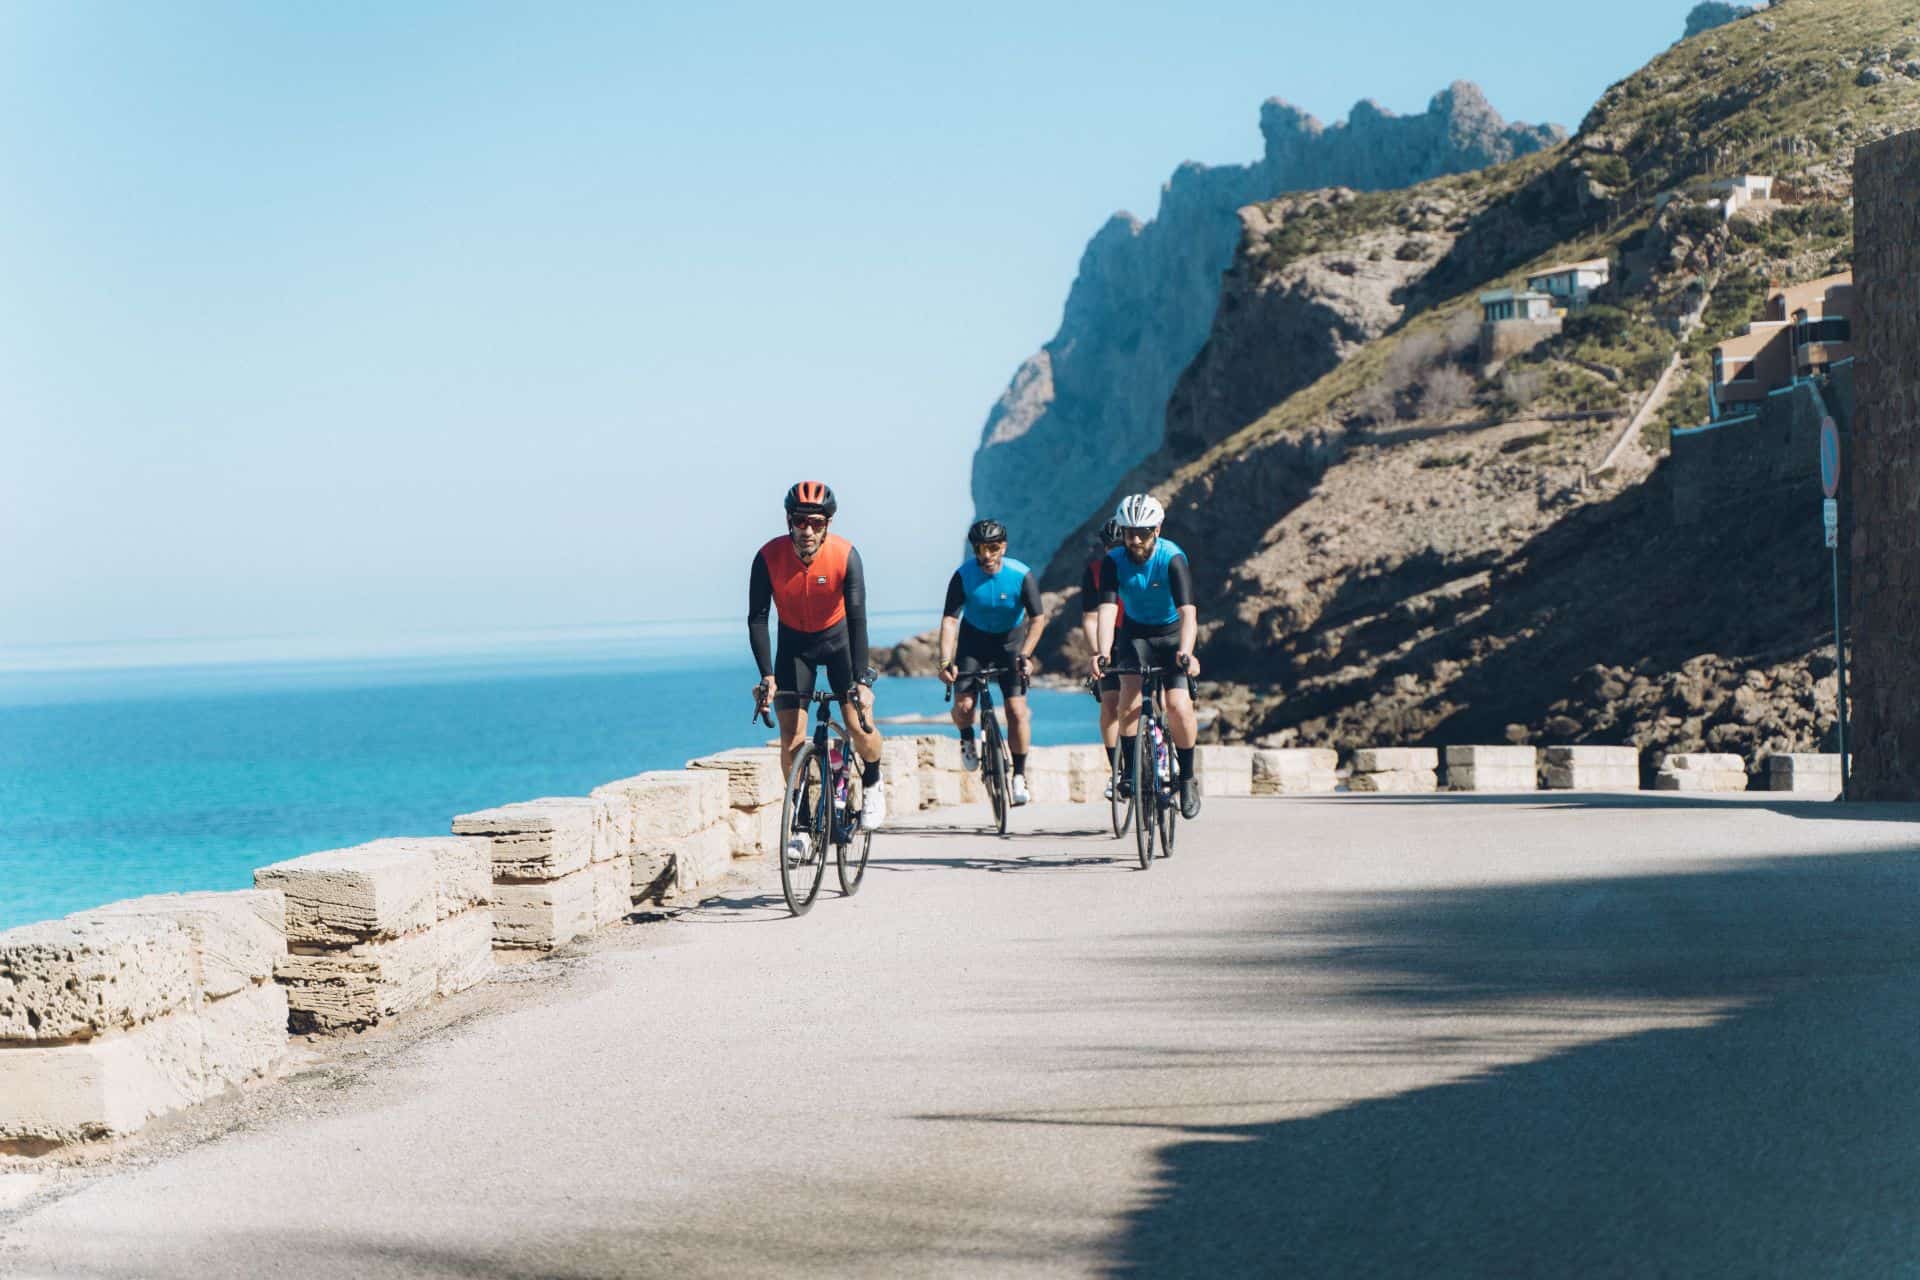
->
[1092, 493, 1203, 818]
[938, 518, 1049, 805]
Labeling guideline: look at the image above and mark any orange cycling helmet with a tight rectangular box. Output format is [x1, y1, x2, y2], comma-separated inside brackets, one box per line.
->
[784, 480, 837, 517]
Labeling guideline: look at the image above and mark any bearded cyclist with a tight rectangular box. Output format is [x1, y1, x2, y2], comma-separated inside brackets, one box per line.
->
[937, 518, 1048, 805]
[1092, 493, 1202, 819]
[1080, 518, 1125, 799]
[748, 481, 886, 861]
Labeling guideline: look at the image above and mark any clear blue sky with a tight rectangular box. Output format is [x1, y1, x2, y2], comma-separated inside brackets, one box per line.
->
[1, 1, 1697, 661]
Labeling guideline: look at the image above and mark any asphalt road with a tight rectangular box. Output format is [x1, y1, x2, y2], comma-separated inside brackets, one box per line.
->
[5, 793, 1920, 1278]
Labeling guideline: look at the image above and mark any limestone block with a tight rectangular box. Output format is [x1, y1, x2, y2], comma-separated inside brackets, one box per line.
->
[723, 802, 782, 861]
[655, 825, 732, 902]
[432, 910, 496, 999]
[1767, 754, 1845, 794]
[911, 735, 963, 773]
[1447, 765, 1539, 792]
[1056, 745, 1112, 802]
[89, 890, 286, 1002]
[925, 770, 962, 809]
[1347, 769, 1439, 793]
[424, 838, 495, 920]
[589, 855, 633, 928]
[490, 868, 601, 953]
[451, 797, 599, 882]
[195, 980, 291, 1087]
[0, 916, 197, 1043]
[1544, 765, 1641, 791]
[1023, 769, 1073, 805]
[1195, 745, 1254, 797]
[1444, 745, 1538, 770]
[0, 1009, 206, 1145]
[276, 927, 443, 1032]
[1352, 747, 1439, 772]
[1252, 749, 1339, 795]
[1654, 753, 1749, 792]
[686, 749, 785, 809]
[958, 769, 988, 805]
[592, 770, 730, 844]
[255, 842, 437, 946]
[1544, 746, 1639, 768]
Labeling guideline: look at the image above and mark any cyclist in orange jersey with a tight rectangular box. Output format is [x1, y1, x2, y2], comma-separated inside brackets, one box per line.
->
[749, 482, 885, 859]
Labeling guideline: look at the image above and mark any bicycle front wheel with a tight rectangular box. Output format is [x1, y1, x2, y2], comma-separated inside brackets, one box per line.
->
[1133, 731, 1156, 869]
[1155, 726, 1178, 858]
[778, 743, 830, 916]
[986, 715, 1009, 836]
[831, 724, 872, 897]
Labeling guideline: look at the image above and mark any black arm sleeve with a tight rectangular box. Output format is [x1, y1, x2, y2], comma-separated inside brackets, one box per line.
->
[1098, 556, 1120, 607]
[941, 571, 966, 619]
[1079, 562, 1100, 616]
[1019, 572, 1044, 620]
[844, 547, 870, 674]
[748, 553, 774, 677]
[1167, 554, 1195, 609]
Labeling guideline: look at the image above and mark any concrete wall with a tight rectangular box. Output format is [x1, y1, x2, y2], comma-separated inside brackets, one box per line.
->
[1850, 130, 1920, 799]
[1670, 361, 1852, 525]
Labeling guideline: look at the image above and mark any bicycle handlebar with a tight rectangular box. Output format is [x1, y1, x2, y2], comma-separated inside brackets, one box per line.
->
[750, 687, 871, 734]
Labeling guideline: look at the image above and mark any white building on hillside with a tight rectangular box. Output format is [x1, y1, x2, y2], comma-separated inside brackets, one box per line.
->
[1525, 259, 1610, 309]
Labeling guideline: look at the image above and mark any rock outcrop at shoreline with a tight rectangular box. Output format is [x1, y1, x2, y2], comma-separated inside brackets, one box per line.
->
[971, 83, 1562, 568]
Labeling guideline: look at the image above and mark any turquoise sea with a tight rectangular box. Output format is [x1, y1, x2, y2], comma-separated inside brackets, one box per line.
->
[0, 619, 1095, 930]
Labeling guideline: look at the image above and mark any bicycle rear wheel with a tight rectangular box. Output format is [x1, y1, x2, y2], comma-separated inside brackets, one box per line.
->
[1132, 730, 1155, 869]
[1108, 746, 1131, 838]
[985, 714, 1009, 836]
[830, 725, 872, 896]
[778, 743, 830, 916]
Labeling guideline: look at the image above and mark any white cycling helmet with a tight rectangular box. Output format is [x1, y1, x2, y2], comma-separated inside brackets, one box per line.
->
[1114, 493, 1165, 529]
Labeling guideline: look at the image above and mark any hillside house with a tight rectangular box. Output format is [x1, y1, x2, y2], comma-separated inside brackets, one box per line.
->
[1479, 288, 1556, 323]
[1478, 288, 1561, 366]
[1710, 272, 1855, 416]
[1711, 174, 1775, 217]
[1525, 259, 1610, 309]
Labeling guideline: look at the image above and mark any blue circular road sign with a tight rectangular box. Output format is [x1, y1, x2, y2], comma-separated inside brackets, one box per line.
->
[1820, 417, 1841, 499]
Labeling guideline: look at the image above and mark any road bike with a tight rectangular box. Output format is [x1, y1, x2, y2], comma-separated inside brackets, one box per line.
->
[1084, 675, 1131, 840]
[756, 689, 874, 916]
[1107, 663, 1181, 869]
[946, 664, 1027, 836]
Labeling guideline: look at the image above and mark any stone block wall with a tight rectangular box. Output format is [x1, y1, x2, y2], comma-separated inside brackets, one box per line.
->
[593, 770, 733, 906]
[1851, 130, 1920, 800]
[451, 800, 628, 955]
[0, 892, 290, 1148]
[257, 838, 496, 1029]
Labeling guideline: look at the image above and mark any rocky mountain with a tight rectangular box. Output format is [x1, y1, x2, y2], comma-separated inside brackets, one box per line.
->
[971, 84, 1563, 569]
[1000, 0, 1920, 770]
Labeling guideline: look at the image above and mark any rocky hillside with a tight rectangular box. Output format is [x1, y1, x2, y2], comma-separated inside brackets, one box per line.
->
[1017, 0, 1920, 770]
[971, 84, 1563, 570]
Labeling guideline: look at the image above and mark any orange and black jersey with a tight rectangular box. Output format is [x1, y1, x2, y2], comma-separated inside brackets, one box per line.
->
[747, 533, 869, 678]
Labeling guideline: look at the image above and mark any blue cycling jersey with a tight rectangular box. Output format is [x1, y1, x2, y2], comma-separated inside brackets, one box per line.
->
[1105, 538, 1187, 628]
[956, 557, 1033, 633]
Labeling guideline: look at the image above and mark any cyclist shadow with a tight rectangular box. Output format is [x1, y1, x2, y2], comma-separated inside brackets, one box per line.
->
[671, 889, 797, 923]
[871, 848, 1137, 875]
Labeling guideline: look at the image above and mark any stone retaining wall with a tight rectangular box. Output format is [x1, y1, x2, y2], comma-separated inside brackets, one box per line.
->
[451, 800, 628, 954]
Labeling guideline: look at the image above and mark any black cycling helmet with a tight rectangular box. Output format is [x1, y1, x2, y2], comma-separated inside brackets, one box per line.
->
[1099, 517, 1123, 548]
[784, 480, 837, 518]
[967, 518, 1007, 546]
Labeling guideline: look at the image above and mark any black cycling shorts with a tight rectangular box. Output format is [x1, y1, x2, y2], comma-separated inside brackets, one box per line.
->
[773, 621, 856, 711]
[1114, 618, 1194, 695]
[955, 620, 1025, 702]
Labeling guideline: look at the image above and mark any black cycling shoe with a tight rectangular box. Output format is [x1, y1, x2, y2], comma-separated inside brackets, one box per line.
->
[1117, 778, 1134, 800]
[1179, 775, 1201, 819]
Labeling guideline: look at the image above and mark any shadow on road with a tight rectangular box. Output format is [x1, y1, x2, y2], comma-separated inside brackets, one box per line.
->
[1302, 791, 1920, 827]
[1092, 847, 1920, 1276]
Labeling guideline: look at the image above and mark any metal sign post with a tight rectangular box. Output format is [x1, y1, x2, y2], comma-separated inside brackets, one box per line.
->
[1819, 415, 1849, 794]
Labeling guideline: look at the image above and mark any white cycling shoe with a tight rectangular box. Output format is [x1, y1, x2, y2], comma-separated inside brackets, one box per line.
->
[1011, 775, 1030, 806]
[960, 739, 979, 771]
[1103, 777, 1115, 800]
[861, 779, 886, 828]
[784, 831, 812, 864]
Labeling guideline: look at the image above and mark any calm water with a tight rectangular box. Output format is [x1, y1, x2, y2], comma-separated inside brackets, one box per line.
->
[0, 629, 1096, 929]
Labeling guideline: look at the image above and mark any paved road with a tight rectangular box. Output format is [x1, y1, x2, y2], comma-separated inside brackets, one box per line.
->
[6, 793, 1920, 1278]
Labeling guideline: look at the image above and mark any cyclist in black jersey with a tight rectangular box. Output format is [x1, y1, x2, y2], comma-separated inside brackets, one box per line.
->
[1079, 518, 1125, 798]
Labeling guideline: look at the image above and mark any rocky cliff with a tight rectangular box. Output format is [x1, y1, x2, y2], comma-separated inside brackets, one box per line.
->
[972, 84, 1562, 568]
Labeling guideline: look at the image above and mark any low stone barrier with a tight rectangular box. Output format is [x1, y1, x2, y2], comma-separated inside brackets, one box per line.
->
[592, 770, 733, 905]
[257, 838, 496, 1029]
[1543, 745, 1640, 791]
[1193, 745, 1253, 797]
[1766, 753, 1845, 796]
[0, 891, 290, 1148]
[688, 749, 784, 860]
[1654, 752, 1749, 793]
[1252, 748, 1338, 794]
[451, 800, 628, 954]
[1444, 746, 1539, 792]
[1349, 748, 1439, 793]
